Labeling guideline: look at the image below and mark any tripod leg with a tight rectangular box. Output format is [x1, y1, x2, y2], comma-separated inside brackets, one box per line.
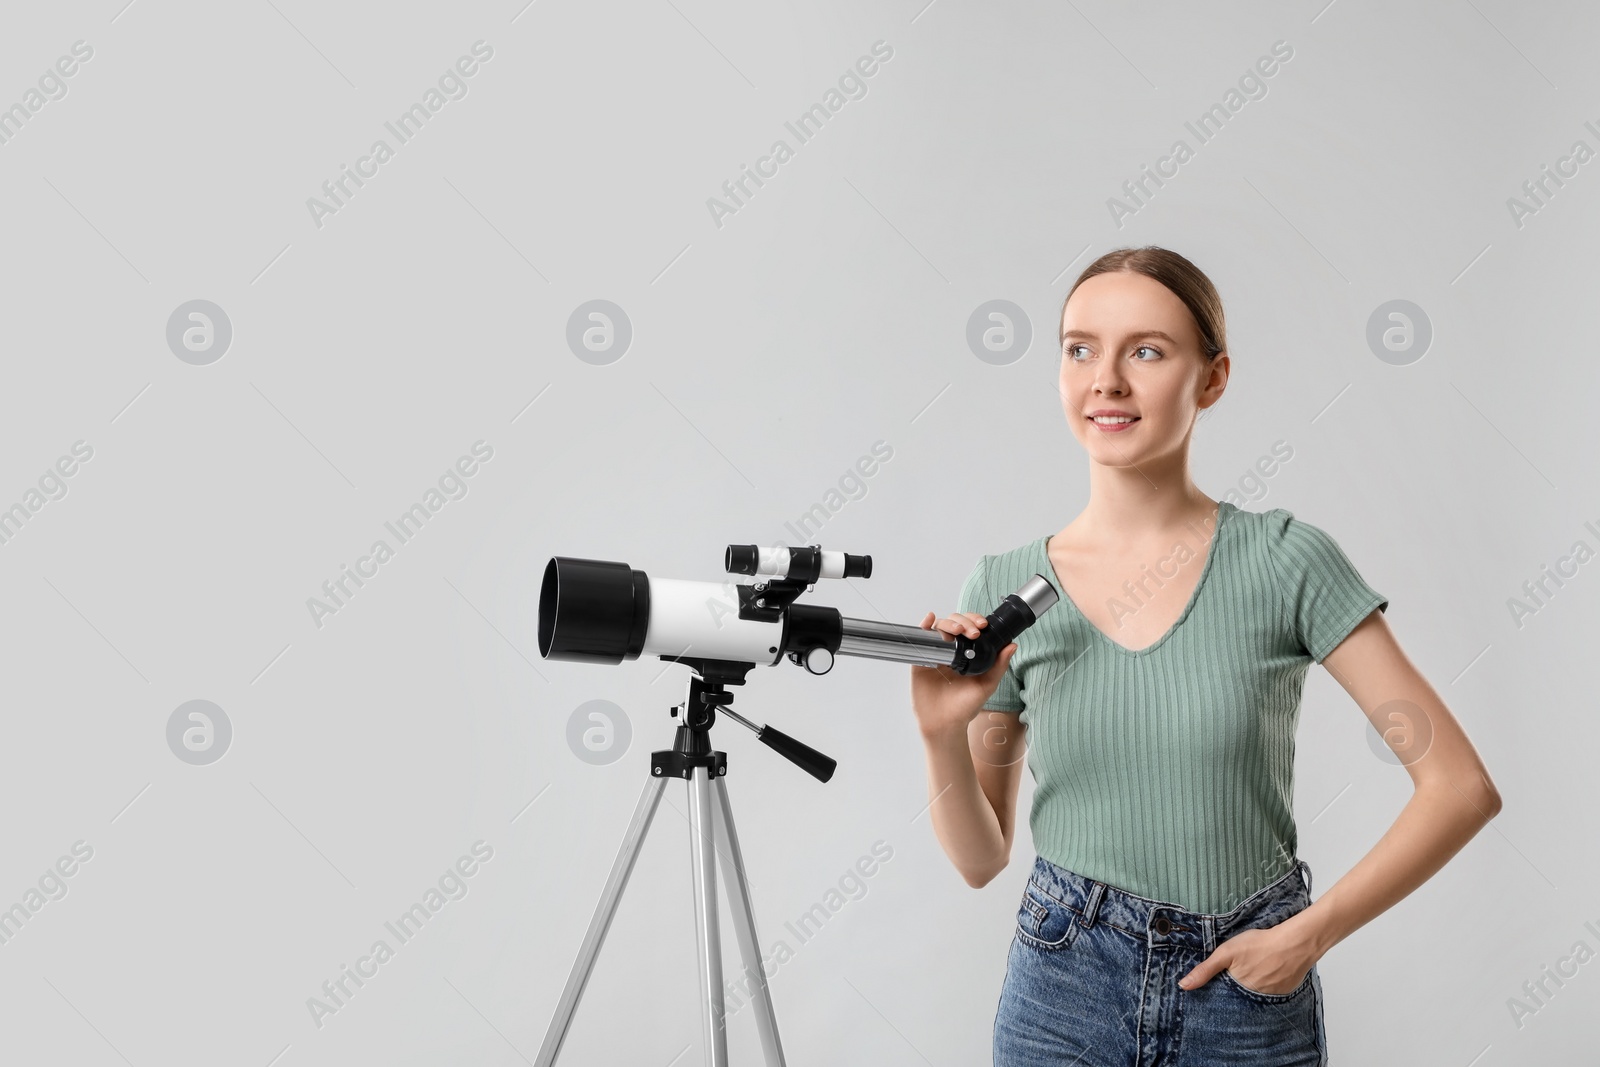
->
[711, 775, 788, 1067]
[688, 765, 730, 1067]
[535, 773, 668, 1067]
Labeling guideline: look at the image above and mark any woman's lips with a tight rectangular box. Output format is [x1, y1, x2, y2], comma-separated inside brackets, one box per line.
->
[1089, 416, 1139, 433]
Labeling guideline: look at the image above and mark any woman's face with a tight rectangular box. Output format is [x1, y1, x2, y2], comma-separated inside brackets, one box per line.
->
[1057, 271, 1225, 468]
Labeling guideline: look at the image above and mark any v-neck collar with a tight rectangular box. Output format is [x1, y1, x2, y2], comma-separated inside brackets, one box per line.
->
[1038, 501, 1234, 658]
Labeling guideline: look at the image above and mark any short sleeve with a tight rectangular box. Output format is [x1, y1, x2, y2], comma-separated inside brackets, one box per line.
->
[956, 555, 1025, 712]
[1266, 510, 1389, 664]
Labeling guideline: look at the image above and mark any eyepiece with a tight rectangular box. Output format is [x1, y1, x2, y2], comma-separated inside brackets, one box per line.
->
[842, 553, 871, 579]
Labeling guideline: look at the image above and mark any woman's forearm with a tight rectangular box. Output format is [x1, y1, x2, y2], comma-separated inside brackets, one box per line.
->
[1297, 779, 1502, 957]
[921, 724, 1006, 888]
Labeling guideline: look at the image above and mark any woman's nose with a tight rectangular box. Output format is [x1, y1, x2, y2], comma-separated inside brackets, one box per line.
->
[1094, 370, 1127, 395]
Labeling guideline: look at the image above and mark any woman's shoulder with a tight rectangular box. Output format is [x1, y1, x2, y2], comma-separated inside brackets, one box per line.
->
[1222, 500, 1378, 603]
[1221, 498, 1291, 530]
[1221, 499, 1353, 554]
[957, 535, 1049, 613]
[1220, 498, 1321, 553]
[971, 534, 1050, 582]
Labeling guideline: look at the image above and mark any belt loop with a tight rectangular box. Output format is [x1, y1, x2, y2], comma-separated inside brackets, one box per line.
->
[1081, 881, 1106, 929]
[1201, 915, 1216, 956]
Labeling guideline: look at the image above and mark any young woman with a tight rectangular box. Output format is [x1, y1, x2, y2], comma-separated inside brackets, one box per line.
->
[911, 246, 1502, 1065]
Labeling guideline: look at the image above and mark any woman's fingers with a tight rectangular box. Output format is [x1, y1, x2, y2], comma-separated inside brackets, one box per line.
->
[923, 612, 992, 639]
[929, 614, 982, 638]
[924, 612, 958, 642]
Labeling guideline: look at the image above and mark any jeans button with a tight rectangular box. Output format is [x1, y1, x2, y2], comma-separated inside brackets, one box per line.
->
[1153, 916, 1171, 935]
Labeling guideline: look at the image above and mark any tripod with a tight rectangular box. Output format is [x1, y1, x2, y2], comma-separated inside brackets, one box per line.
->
[535, 658, 837, 1067]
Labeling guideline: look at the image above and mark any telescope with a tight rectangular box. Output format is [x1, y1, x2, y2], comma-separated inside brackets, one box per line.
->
[539, 543, 1058, 680]
[532, 542, 1058, 1067]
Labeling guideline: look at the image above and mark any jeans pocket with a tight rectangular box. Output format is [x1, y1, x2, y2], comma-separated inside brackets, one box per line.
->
[1215, 887, 1315, 1003]
[1015, 880, 1081, 951]
[1219, 965, 1315, 1004]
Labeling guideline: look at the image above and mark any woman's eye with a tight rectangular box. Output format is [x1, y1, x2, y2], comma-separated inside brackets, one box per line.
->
[1064, 343, 1161, 361]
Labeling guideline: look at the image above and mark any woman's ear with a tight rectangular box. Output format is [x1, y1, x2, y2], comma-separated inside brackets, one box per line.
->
[1198, 352, 1229, 409]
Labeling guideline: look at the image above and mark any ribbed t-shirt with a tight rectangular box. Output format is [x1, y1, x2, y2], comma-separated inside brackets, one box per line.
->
[958, 501, 1388, 914]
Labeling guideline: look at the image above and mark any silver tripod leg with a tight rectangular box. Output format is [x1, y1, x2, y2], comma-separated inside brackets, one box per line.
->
[687, 765, 728, 1066]
[711, 775, 787, 1065]
[534, 763, 789, 1067]
[534, 773, 668, 1067]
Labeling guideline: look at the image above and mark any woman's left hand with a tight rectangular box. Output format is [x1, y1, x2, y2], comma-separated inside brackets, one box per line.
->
[1177, 918, 1322, 995]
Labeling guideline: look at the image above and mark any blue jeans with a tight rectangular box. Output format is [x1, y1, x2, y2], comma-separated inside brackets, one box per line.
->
[994, 855, 1328, 1065]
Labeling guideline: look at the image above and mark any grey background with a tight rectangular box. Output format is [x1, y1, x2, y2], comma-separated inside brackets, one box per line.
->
[0, 0, 1593, 1063]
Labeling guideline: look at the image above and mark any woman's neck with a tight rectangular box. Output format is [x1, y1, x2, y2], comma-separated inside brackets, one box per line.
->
[1059, 459, 1216, 547]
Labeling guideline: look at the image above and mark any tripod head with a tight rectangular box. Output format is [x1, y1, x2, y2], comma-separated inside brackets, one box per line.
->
[653, 656, 837, 783]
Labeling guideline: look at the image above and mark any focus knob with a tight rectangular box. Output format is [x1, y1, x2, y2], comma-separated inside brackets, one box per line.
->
[802, 647, 834, 675]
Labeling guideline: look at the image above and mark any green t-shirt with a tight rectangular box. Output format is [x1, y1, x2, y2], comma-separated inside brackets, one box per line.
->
[958, 500, 1388, 914]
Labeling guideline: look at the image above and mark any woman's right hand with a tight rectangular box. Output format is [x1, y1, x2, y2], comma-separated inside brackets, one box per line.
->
[910, 611, 1018, 740]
